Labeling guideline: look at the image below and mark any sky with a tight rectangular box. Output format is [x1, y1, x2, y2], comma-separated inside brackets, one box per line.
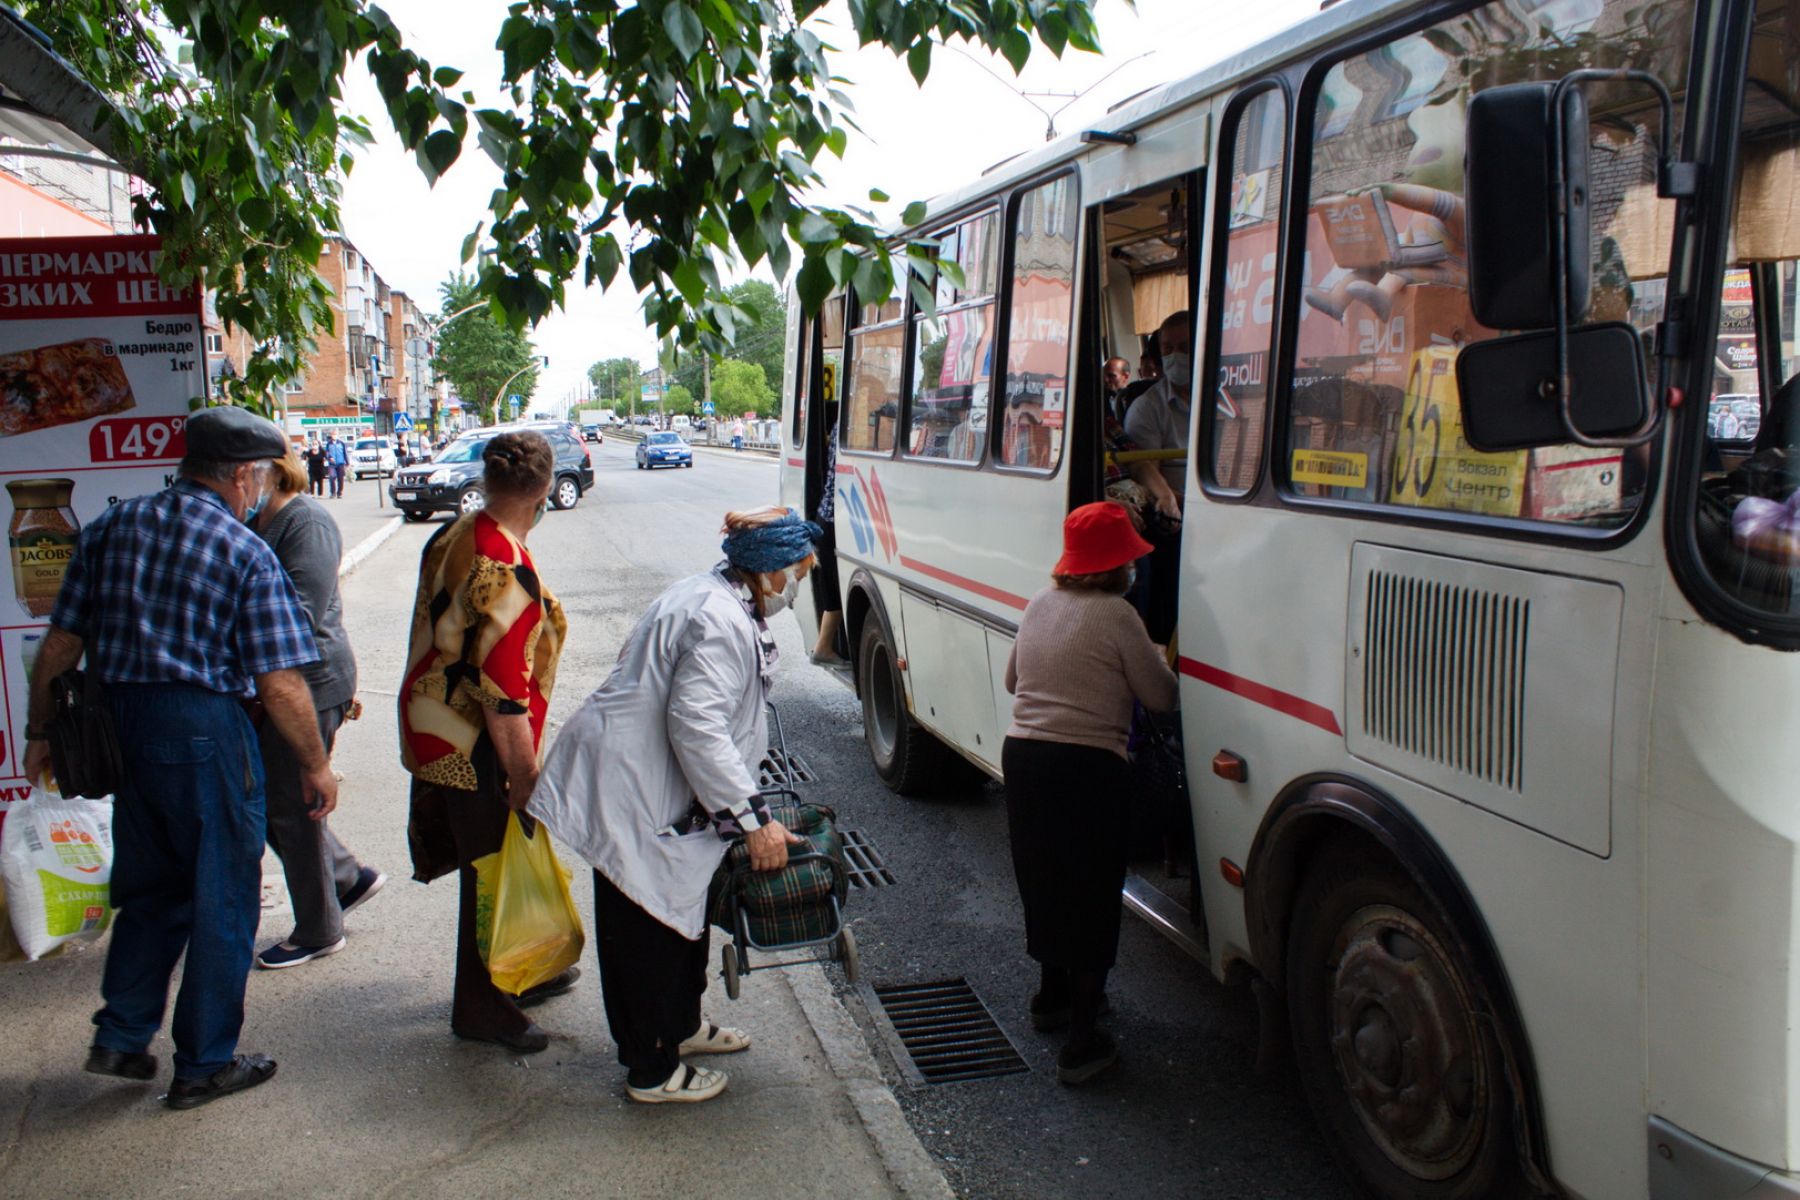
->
[337, 0, 1324, 413]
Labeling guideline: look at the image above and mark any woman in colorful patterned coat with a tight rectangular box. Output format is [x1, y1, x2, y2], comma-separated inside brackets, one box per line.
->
[399, 431, 576, 1053]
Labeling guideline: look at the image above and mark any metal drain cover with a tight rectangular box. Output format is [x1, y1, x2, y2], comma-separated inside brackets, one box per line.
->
[872, 979, 1028, 1084]
[758, 747, 817, 788]
[842, 830, 895, 889]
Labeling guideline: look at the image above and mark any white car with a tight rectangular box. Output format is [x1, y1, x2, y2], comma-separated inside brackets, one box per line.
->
[351, 436, 398, 479]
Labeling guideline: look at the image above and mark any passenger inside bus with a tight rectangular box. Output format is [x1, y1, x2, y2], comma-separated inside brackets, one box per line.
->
[1092, 178, 1196, 644]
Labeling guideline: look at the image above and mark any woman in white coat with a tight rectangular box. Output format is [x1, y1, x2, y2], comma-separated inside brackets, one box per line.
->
[531, 506, 814, 1104]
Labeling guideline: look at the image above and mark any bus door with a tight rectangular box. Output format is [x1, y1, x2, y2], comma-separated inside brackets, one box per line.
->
[780, 292, 849, 649]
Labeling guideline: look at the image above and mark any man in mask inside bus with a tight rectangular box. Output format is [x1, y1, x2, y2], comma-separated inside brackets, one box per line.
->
[1124, 310, 1193, 499]
[1122, 309, 1192, 643]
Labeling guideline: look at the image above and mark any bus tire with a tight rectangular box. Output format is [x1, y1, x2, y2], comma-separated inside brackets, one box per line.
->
[1286, 842, 1526, 1200]
[857, 615, 949, 796]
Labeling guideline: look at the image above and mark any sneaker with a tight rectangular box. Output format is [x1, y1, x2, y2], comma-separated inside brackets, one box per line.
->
[165, 1054, 277, 1110]
[1029, 991, 1071, 1032]
[256, 937, 347, 969]
[338, 867, 386, 914]
[1057, 1031, 1118, 1086]
[626, 1061, 728, 1104]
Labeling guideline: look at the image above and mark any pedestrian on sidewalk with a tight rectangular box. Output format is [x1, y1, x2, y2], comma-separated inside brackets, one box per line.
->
[400, 431, 579, 1054]
[1002, 502, 1178, 1086]
[730, 418, 745, 451]
[305, 437, 327, 495]
[252, 452, 385, 969]
[324, 433, 348, 498]
[531, 506, 811, 1105]
[22, 406, 336, 1110]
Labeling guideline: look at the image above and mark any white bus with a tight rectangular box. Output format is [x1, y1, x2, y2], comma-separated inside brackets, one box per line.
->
[779, 0, 1800, 1195]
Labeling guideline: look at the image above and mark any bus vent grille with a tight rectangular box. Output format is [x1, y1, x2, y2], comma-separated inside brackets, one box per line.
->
[1361, 572, 1529, 792]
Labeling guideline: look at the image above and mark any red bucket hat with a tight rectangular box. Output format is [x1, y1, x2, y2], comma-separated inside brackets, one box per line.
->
[1054, 502, 1153, 576]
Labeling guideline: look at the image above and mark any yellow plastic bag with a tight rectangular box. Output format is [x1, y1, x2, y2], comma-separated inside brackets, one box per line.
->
[472, 812, 585, 995]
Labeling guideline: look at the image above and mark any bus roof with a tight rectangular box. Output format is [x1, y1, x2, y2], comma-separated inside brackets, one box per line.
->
[900, 0, 1418, 232]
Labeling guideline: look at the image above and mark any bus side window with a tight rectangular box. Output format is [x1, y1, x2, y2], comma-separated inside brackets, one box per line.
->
[845, 293, 906, 455]
[1204, 86, 1288, 496]
[1285, 0, 1690, 527]
[792, 315, 812, 447]
[906, 212, 999, 464]
[1000, 175, 1079, 472]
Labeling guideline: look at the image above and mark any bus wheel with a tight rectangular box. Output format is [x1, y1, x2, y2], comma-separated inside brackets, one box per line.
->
[1287, 844, 1525, 1199]
[857, 616, 948, 795]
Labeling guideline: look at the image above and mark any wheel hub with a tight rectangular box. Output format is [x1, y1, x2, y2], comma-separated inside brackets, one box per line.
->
[1327, 904, 1487, 1181]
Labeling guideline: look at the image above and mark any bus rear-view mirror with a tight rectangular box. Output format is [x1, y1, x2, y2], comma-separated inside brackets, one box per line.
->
[1465, 82, 1592, 330]
[1456, 324, 1648, 452]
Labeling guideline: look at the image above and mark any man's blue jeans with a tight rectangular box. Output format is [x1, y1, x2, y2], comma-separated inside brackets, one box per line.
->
[92, 683, 266, 1081]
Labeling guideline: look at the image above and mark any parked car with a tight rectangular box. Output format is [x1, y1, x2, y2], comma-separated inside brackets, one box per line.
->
[389, 424, 595, 520]
[582, 423, 603, 443]
[350, 436, 398, 479]
[636, 431, 693, 469]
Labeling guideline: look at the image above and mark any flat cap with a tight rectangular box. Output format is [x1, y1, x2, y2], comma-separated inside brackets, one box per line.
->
[184, 405, 288, 463]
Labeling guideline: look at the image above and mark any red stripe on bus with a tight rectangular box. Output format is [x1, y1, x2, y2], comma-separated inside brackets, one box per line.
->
[785, 457, 804, 468]
[835, 464, 856, 475]
[899, 556, 1031, 610]
[1177, 657, 1344, 736]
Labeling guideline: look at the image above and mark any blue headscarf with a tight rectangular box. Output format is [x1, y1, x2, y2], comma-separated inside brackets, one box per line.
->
[721, 508, 823, 573]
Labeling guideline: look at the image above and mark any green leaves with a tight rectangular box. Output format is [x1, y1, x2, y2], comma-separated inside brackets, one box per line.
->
[663, 2, 705, 60]
[33, 0, 1104, 392]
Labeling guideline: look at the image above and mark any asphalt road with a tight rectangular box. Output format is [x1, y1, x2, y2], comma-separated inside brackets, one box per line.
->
[504, 440, 1354, 1199]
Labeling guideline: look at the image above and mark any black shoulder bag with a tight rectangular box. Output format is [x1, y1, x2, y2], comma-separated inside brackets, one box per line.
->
[45, 668, 123, 799]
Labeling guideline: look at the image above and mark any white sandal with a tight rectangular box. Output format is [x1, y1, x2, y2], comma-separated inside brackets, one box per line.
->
[679, 1019, 752, 1055]
[626, 1061, 728, 1104]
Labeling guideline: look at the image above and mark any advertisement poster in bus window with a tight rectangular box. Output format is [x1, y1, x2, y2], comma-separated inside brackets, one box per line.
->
[1388, 345, 1525, 516]
[0, 235, 206, 823]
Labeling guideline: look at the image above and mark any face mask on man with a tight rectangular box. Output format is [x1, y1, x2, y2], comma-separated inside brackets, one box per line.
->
[532, 500, 548, 528]
[242, 467, 272, 523]
[1161, 351, 1193, 395]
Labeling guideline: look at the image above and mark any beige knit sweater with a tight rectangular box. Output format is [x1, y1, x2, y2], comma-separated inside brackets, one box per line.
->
[1004, 585, 1179, 759]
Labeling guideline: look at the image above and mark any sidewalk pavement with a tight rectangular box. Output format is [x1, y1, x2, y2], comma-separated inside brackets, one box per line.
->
[0, 521, 946, 1200]
[311, 480, 404, 557]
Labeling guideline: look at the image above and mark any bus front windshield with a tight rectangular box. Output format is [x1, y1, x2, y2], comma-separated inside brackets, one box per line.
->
[1687, 0, 1800, 621]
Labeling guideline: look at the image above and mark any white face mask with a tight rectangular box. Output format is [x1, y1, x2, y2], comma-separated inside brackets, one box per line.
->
[1161, 351, 1193, 395]
[760, 570, 802, 617]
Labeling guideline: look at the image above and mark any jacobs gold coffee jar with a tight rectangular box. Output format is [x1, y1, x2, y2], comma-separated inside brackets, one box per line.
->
[7, 478, 79, 618]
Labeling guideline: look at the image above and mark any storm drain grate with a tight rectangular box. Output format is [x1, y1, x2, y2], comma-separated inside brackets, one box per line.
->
[842, 830, 896, 889]
[758, 747, 817, 788]
[873, 979, 1028, 1084]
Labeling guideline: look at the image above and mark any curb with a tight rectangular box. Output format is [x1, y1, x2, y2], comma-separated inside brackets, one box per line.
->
[784, 963, 955, 1200]
[338, 515, 403, 578]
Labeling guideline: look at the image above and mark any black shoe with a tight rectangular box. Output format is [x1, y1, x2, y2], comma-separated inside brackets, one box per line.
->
[165, 1054, 277, 1109]
[337, 867, 386, 914]
[517, 966, 580, 1009]
[1057, 1031, 1118, 1086]
[85, 1045, 157, 1081]
[452, 1022, 549, 1053]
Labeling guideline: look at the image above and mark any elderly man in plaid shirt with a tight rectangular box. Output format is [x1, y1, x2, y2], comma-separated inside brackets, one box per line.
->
[23, 407, 337, 1110]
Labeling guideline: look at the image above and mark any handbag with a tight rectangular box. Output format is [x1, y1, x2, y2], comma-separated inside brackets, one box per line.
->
[45, 668, 123, 799]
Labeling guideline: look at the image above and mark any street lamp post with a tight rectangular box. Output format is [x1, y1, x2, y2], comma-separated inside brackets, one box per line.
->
[490, 356, 548, 426]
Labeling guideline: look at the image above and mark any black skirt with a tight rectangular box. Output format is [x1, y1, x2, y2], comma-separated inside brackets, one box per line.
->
[1002, 736, 1131, 970]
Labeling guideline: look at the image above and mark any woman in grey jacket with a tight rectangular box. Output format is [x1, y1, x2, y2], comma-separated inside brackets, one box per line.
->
[532, 506, 816, 1105]
[252, 453, 384, 969]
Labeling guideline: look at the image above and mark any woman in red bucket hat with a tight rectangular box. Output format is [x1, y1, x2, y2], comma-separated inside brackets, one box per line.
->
[1002, 501, 1178, 1084]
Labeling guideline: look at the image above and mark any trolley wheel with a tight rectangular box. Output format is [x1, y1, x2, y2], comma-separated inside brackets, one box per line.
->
[834, 927, 861, 984]
[1287, 842, 1527, 1199]
[721, 942, 741, 1000]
